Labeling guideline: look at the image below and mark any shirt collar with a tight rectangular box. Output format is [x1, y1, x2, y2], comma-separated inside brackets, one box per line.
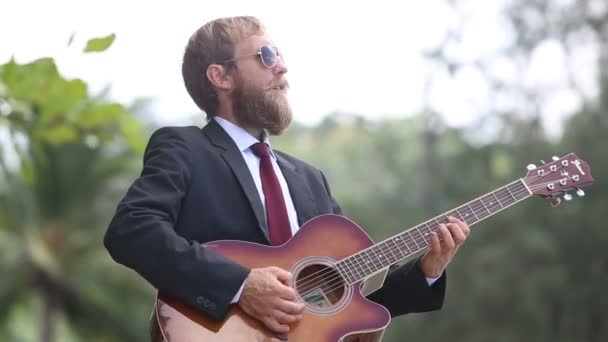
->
[214, 116, 276, 159]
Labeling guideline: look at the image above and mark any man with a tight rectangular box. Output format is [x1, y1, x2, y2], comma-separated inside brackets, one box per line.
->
[104, 16, 470, 336]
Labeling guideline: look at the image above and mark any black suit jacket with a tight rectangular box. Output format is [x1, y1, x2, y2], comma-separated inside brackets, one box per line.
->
[104, 119, 446, 321]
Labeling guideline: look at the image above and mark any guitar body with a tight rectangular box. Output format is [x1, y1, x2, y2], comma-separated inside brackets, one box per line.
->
[151, 215, 391, 342]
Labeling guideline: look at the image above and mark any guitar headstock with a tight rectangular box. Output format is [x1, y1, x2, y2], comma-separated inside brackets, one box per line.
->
[524, 153, 593, 204]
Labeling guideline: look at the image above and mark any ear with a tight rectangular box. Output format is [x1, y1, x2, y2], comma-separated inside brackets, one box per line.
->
[206, 64, 233, 91]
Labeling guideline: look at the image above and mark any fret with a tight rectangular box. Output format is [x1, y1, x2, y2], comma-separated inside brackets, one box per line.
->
[504, 184, 517, 202]
[411, 228, 426, 249]
[514, 180, 529, 200]
[491, 191, 504, 208]
[402, 233, 417, 253]
[363, 249, 375, 275]
[407, 230, 421, 250]
[480, 195, 494, 214]
[384, 240, 399, 263]
[343, 258, 360, 282]
[346, 258, 362, 283]
[335, 261, 352, 284]
[495, 187, 514, 206]
[455, 207, 473, 225]
[357, 251, 372, 275]
[374, 246, 388, 268]
[488, 194, 502, 211]
[445, 211, 458, 221]
[473, 199, 490, 218]
[424, 223, 435, 243]
[352, 252, 367, 278]
[393, 235, 411, 255]
[466, 203, 480, 221]
[368, 247, 382, 273]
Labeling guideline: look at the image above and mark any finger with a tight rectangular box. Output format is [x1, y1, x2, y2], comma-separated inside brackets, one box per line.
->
[439, 224, 455, 251]
[448, 216, 471, 237]
[272, 309, 303, 324]
[263, 316, 290, 334]
[429, 231, 441, 255]
[275, 268, 293, 287]
[276, 283, 297, 301]
[275, 298, 305, 315]
[447, 222, 466, 246]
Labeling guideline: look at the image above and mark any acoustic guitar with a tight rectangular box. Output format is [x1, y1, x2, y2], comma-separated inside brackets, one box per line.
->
[150, 153, 593, 341]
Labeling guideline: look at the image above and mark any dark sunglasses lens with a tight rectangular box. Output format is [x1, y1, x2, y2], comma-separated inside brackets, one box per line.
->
[260, 46, 277, 67]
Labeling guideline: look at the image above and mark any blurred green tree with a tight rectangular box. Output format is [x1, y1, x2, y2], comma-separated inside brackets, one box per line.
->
[0, 34, 152, 342]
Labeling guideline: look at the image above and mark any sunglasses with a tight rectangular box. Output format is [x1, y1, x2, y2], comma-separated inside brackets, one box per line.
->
[223, 45, 281, 68]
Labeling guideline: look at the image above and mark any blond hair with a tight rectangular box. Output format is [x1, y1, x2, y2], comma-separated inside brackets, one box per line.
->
[182, 16, 265, 119]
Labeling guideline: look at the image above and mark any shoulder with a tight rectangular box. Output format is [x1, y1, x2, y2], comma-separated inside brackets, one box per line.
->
[149, 125, 203, 143]
[274, 150, 317, 171]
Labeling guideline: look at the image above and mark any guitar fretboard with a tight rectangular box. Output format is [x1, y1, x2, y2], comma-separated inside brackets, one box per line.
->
[334, 179, 532, 285]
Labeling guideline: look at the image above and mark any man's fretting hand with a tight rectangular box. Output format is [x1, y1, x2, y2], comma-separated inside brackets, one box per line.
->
[421, 216, 471, 278]
[238, 266, 305, 334]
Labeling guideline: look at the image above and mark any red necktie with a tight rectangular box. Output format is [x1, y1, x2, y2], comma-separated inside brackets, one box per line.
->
[250, 142, 292, 246]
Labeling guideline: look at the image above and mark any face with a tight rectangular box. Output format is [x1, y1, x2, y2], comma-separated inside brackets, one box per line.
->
[228, 33, 292, 135]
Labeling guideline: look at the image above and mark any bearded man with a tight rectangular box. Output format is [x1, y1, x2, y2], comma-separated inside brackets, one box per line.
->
[104, 16, 470, 337]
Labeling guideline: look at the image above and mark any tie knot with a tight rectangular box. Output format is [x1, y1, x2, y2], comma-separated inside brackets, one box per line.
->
[250, 142, 271, 158]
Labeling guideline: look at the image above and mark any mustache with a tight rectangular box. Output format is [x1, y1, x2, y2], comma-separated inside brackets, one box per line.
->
[267, 79, 290, 91]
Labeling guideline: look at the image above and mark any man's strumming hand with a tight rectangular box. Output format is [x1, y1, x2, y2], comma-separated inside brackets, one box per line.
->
[238, 266, 305, 334]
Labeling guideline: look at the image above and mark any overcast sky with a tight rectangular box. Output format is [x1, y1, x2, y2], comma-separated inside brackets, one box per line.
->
[1, 0, 589, 133]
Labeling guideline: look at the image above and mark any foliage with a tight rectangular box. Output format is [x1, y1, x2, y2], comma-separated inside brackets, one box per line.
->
[1, 1, 607, 341]
[0, 35, 151, 342]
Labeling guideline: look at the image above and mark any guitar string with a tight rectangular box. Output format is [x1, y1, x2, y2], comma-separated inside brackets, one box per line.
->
[295, 177, 544, 296]
[295, 183, 532, 299]
[294, 178, 530, 292]
[295, 175, 576, 302]
[297, 176, 579, 303]
[292, 179, 526, 290]
[292, 162, 572, 291]
[295, 182, 543, 303]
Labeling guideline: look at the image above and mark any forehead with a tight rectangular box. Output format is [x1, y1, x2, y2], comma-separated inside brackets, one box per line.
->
[234, 33, 276, 54]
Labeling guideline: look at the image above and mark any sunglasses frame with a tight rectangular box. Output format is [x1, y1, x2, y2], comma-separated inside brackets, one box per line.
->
[222, 45, 280, 68]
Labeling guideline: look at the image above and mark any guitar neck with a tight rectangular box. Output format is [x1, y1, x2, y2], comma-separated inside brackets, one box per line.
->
[335, 178, 532, 285]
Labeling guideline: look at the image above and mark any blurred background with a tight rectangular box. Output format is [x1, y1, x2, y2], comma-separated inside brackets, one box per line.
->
[0, 0, 606, 341]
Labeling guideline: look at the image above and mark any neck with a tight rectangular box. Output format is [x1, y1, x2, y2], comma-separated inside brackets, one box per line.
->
[215, 114, 265, 141]
[334, 178, 532, 285]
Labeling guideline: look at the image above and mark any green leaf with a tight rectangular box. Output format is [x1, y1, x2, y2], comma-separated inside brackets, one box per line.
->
[83, 34, 116, 53]
[41, 125, 78, 144]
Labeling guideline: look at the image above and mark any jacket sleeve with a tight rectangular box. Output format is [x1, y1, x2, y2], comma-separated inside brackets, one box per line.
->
[103, 127, 250, 321]
[367, 257, 446, 317]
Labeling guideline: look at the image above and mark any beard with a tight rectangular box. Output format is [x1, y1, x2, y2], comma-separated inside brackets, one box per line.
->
[231, 76, 293, 136]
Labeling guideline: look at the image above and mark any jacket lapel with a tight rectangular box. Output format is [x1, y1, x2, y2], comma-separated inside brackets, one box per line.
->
[202, 120, 270, 242]
[275, 153, 316, 226]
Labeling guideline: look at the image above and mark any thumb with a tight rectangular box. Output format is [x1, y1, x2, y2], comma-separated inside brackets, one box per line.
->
[274, 268, 293, 286]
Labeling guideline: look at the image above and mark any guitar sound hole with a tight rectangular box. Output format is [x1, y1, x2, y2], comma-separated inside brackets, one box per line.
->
[295, 264, 345, 309]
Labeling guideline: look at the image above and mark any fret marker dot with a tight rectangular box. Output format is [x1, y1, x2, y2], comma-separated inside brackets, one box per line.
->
[465, 213, 469, 216]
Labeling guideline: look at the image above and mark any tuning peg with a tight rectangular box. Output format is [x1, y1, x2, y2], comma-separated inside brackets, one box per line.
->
[540, 160, 546, 165]
[550, 197, 561, 207]
[576, 189, 585, 197]
[526, 164, 537, 171]
[563, 193, 573, 201]
[552, 156, 559, 161]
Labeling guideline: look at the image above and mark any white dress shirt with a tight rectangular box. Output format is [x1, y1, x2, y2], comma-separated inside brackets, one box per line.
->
[212, 117, 439, 304]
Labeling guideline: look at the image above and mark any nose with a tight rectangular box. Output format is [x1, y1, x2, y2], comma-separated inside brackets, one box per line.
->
[273, 55, 288, 75]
